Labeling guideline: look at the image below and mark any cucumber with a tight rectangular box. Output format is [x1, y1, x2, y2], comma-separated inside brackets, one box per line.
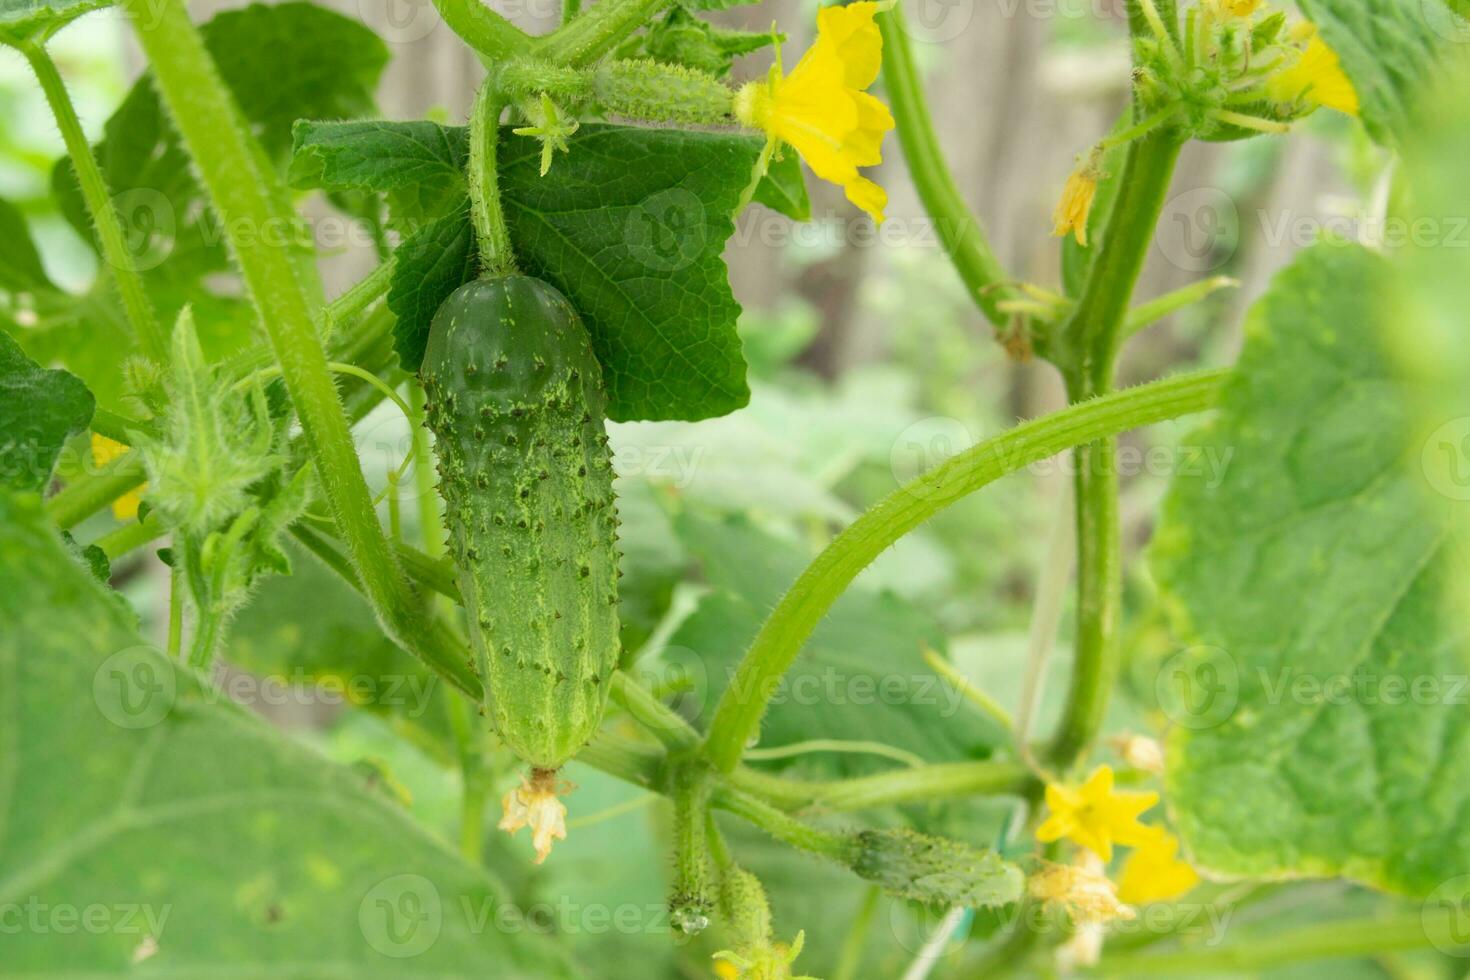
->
[420, 274, 620, 770]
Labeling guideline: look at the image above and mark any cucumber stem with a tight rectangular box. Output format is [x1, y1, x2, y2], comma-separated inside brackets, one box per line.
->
[20, 40, 166, 362]
[468, 81, 518, 277]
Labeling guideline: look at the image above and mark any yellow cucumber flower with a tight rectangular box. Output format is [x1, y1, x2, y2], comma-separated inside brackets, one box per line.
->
[1267, 28, 1360, 117]
[734, 1, 895, 223]
[1035, 764, 1159, 862]
[91, 433, 145, 521]
[1051, 147, 1106, 247]
[1222, 0, 1263, 16]
[1117, 828, 1202, 904]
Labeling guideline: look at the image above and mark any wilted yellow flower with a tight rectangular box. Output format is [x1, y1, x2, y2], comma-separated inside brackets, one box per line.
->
[1036, 764, 1158, 861]
[1267, 28, 1360, 116]
[734, 1, 894, 223]
[1051, 148, 1106, 246]
[1117, 829, 1202, 904]
[1029, 856, 1135, 924]
[91, 433, 145, 521]
[499, 770, 568, 863]
[1109, 732, 1166, 775]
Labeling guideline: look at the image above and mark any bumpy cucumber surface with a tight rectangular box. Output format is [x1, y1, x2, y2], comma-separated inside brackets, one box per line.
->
[421, 275, 620, 770]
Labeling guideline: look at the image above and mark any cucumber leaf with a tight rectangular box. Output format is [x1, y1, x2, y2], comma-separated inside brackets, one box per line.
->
[0, 489, 580, 976]
[295, 121, 756, 422]
[386, 208, 478, 371]
[1152, 241, 1470, 897]
[290, 118, 469, 229]
[0, 329, 93, 493]
[1295, 0, 1460, 145]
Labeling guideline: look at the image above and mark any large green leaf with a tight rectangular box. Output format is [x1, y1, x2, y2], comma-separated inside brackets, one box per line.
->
[0, 490, 579, 976]
[1295, 0, 1459, 144]
[1152, 242, 1470, 897]
[291, 121, 755, 422]
[1391, 54, 1470, 624]
[0, 329, 93, 493]
[666, 512, 1002, 777]
[289, 119, 468, 207]
[227, 541, 456, 762]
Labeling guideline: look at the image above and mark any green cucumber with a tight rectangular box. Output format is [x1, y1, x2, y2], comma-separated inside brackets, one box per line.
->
[421, 274, 620, 770]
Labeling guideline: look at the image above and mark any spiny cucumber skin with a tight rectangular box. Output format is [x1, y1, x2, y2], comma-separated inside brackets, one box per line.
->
[421, 275, 620, 770]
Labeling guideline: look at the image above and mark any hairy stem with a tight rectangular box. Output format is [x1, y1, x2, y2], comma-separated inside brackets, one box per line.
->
[94, 513, 161, 559]
[712, 787, 854, 863]
[701, 368, 1226, 772]
[121, 0, 445, 686]
[46, 452, 147, 530]
[20, 41, 165, 362]
[469, 82, 517, 276]
[669, 762, 714, 931]
[431, 0, 530, 60]
[610, 671, 700, 752]
[878, 7, 1015, 326]
[535, 0, 672, 66]
[729, 760, 1035, 812]
[1047, 126, 1183, 773]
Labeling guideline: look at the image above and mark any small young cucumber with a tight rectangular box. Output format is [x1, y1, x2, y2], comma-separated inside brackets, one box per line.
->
[421, 275, 620, 770]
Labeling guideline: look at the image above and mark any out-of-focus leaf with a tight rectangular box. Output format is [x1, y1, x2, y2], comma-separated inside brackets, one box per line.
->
[1296, 0, 1458, 145]
[668, 512, 1002, 777]
[0, 489, 580, 976]
[0, 197, 55, 292]
[0, 328, 93, 492]
[1154, 242, 1470, 897]
[227, 541, 457, 761]
[42, 2, 388, 400]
